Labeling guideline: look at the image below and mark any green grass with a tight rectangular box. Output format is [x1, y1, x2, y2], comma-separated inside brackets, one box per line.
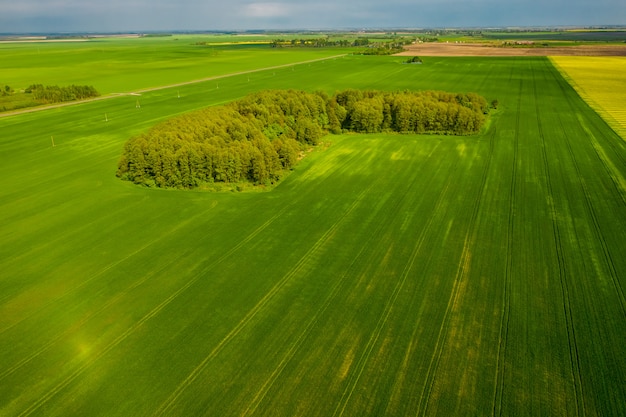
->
[0, 36, 350, 94]
[1, 46, 626, 416]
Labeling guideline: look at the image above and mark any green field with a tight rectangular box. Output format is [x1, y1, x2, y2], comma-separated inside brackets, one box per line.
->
[0, 36, 350, 94]
[1, 39, 626, 416]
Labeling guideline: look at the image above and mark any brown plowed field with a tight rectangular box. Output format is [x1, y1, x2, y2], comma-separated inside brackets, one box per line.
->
[398, 42, 626, 56]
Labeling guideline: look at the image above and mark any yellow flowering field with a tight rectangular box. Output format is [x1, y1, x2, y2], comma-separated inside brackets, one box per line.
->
[551, 56, 626, 139]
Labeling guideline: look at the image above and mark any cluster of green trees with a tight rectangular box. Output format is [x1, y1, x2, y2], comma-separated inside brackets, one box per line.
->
[1, 85, 14, 96]
[269, 38, 413, 52]
[117, 89, 488, 189]
[357, 45, 405, 55]
[270, 37, 371, 48]
[331, 89, 488, 134]
[404, 56, 423, 64]
[25, 84, 99, 103]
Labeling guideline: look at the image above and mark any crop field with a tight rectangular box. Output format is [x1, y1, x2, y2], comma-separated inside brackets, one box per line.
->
[551, 56, 626, 140]
[0, 36, 350, 94]
[1, 38, 626, 416]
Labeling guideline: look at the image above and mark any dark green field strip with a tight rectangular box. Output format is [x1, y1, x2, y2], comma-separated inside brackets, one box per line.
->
[415, 132, 498, 416]
[496, 59, 584, 416]
[535, 60, 626, 415]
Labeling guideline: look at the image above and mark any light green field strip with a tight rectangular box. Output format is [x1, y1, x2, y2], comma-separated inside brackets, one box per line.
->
[2, 54, 626, 416]
[0, 54, 346, 119]
[551, 56, 626, 140]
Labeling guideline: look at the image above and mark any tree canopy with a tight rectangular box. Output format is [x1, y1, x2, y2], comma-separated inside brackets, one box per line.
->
[117, 89, 489, 190]
[25, 84, 99, 103]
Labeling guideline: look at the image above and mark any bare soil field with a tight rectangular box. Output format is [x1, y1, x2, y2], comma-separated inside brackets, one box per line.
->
[398, 42, 626, 56]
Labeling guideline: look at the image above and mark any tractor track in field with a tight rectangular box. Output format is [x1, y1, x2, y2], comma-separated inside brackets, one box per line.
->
[0, 248, 184, 382]
[11, 139, 361, 417]
[534, 65, 585, 417]
[330, 146, 447, 417]
[492, 77, 521, 417]
[0, 197, 151, 319]
[14, 200, 295, 417]
[553, 70, 626, 318]
[9, 127, 364, 417]
[0, 55, 346, 119]
[417, 124, 495, 416]
[417, 62, 500, 415]
[156, 175, 382, 416]
[243, 151, 435, 417]
[0, 199, 218, 337]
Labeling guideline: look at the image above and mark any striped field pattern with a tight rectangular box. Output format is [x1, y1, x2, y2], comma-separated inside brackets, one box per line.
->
[1, 46, 626, 416]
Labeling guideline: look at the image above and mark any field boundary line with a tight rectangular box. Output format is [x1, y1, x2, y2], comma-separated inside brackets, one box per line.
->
[0, 55, 347, 119]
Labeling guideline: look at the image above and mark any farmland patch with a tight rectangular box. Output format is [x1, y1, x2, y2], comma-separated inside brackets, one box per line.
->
[1, 50, 626, 416]
[551, 56, 626, 140]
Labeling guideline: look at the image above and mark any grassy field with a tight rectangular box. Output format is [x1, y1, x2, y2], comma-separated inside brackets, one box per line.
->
[551, 56, 626, 140]
[0, 36, 350, 94]
[1, 39, 626, 416]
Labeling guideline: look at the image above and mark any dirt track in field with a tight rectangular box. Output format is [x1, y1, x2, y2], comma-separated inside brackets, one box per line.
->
[397, 43, 626, 57]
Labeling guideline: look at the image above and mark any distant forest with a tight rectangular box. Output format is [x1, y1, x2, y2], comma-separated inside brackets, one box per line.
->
[117, 89, 489, 189]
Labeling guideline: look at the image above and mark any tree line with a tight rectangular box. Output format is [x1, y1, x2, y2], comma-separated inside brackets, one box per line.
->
[1, 85, 14, 96]
[270, 38, 371, 48]
[117, 89, 489, 189]
[25, 84, 99, 103]
[270, 38, 412, 53]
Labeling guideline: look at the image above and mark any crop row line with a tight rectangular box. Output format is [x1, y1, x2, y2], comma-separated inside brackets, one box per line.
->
[534, 63, 585, 417]
[0, 196, 146, 307]
[241, 162, 425, 417]
[554, 73, 626, 318]
[0, 55, 347, 119]
[14, 200, 303, 417]
[0, 248, 182, 382]
[491, 74, 522, 416]
[419, 111, 495, 417]
[0, 199, 219, 337]
[330, 149, 447, 417]
[155, 177, 378, 416]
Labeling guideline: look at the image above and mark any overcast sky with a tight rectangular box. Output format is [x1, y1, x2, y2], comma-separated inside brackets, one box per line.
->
[1, 0, 624, 33]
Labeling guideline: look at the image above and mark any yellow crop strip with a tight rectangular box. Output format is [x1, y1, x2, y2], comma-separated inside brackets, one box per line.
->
[551, 56, 626, 140]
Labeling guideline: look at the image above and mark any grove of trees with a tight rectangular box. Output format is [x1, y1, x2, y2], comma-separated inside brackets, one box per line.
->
[25, 84, 99, 103]
[117, 89, 489, 189]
